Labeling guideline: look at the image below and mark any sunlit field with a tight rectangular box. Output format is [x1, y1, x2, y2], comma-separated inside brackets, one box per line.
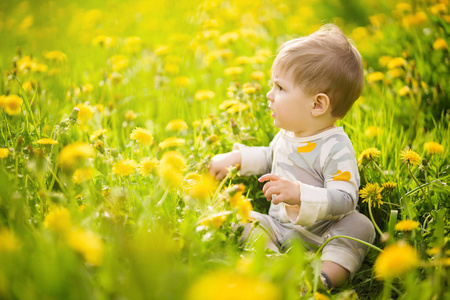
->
[0, 0, 449, 299]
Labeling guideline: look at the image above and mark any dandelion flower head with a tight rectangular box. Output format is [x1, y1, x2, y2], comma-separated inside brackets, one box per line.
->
[90, 129, 107, 141]
[400, 149, 422, 166]
[395, 220, 420, 231]
[186, 269, 281, 300]
[37, 138, 58, 145]
[166, 119, 188, 131]
[0, 228, 20, 253]
[130, 127, 153, 145]
[4, 95, 23, 116]
[159, 137, 185, 149]
[424, 142, 444, 155]
[113, 159, 137, 176]
[0, 148, 10, 159]
[357, 148, 381, 166]
[67, 229, 104, 266]
[43, 206, 73, 234]
[374, 242, 419, 280]
[58, 142, 94, 170]
[360, 182, 384, 208]
[138, 157, 158, 176]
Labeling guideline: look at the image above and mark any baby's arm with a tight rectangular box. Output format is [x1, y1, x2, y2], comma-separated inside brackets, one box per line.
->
[209, 131, 283, 180]
[209, 150, 241, 180]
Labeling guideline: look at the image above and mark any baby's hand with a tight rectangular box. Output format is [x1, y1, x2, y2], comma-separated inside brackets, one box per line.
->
[258, 174, 301, 206]
[209, 150, 241, 180]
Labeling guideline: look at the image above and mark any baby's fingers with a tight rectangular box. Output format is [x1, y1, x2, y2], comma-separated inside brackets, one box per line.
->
[258, 173, 280, 183]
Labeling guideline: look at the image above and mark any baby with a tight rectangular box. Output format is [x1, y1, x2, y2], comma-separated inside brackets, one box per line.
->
[209, 24, 375, 289]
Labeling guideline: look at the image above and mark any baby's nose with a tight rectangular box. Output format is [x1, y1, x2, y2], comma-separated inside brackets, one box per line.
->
[266, 90, 274, 101]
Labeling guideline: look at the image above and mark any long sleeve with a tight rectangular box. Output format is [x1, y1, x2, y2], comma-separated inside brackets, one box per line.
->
[288, 138, 360, 227]
[232, 131, 283, 176]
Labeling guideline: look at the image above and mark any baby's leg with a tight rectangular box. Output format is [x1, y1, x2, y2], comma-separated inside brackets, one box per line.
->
[320, 211, 376, 288]
[240, 211, 285, 252]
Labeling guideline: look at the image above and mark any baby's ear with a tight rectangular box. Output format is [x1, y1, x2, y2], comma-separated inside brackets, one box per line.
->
[311, 93, 330, 117]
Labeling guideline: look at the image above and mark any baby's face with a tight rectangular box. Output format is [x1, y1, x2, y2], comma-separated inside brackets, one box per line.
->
[266, 69, 315, 137]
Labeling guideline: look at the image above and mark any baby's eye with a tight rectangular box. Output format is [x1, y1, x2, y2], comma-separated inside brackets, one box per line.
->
[277, 85, 283, 91]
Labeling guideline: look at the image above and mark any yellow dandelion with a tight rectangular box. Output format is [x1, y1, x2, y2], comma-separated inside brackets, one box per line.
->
[382, 182, 398, 190]
[157, 164, 184, 188]
[72, 167, 94, 184]
[125, 110, 137, 121]
[67, 229, 104, 266]
[109, 55, 129, 71]
[138, 157, 158, 176]
[238, 199, 253, 223]
[315, 292, 330, 300]
[90, 129, 107, 141]
[36, 138, 58, 145]
[113, 159, 137, 176]
[387, 68, 404, 79]
[396, 2, 411, 12]
[398, 85, 411, 96]
[58, 142, 94, 171]
[227, 103, 249, 114]
[44, 50, 67, 63]
[124, 36, 141, 53]
[251, 71, 265, 81]
[164, 63, 179, 74]
[159, 137, 185, 149]
[224, 66, 244, 76]
[365, 126, 382, 138]
[4, 95, 23, 116]
[43, 206, 72, 234]
[395, 220, 420, 231]
[0, 228, 20, 253]
[160, 151, 186, 170]
[173, 76, 191, 87]
[219, 31, 239, 44]
[166, 119, 188, 131]
[130, 127, 153, 145]
[387, 57, 407, 69]
[0, 148, 9, 159]
[360, 183, 384, 208]
[186, 270, 281, 300]
[219, 99, 240, 110]
[366, 72, 384, 83]
[184, 173, 217, 201]
[154, 45, 170, 56]
[400, 149, 422, 166]
[424, 142, 444, 155]
[194, 90, 215, 101]
[201, 212, 229, 229]
[374, 242, 419, 280]
[378, 55, 392, 67]
[75, 103, 94, 123]
[357, 148, 381, 166]
[433, 38, 448, 51]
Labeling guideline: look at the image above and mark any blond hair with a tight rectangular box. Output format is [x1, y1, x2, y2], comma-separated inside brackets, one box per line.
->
[271, 24, 364, 118]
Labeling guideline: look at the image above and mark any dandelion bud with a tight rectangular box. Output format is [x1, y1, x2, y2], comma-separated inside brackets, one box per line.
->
[69, 107, 79, 122]
[94, 140, 105, 153]
[230, 118, 240, 135]
[110, 148, 118, 158]
[59, 120, 68, 128]
[422, 158, 428, 166]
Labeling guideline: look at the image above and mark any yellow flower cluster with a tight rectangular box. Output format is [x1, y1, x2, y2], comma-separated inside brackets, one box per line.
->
[138, 157, 158, 176]
[184, 173, 217, 201]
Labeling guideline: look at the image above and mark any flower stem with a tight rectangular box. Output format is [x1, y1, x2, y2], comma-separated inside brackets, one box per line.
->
[368, 196, 384, 237]
[315, 235, 383, 255]
[372, 161, 388, 180]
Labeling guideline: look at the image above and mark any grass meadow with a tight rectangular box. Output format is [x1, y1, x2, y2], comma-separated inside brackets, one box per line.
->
[0, 0, 449, 299]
